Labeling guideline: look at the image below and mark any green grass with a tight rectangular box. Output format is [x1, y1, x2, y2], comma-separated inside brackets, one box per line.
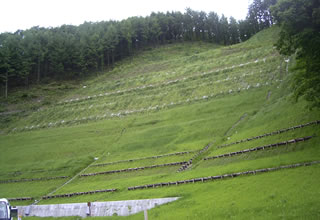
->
[0, 26, 320, 219]
[0, 179, 67, 198]
[26, 164, 320, 219]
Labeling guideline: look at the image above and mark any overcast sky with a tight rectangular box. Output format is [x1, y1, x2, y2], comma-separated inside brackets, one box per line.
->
[0, 0, 252, 33]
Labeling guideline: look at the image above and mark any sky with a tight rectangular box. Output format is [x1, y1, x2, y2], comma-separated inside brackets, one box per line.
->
[0, 0, 252, 33]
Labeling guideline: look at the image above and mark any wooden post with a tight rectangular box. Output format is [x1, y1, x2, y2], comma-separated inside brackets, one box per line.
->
[87, 202, 91, 216]
[18, 208, 22, 220]
[144, 210, 148, 220]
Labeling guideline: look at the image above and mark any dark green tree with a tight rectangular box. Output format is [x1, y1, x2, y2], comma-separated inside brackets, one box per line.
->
[229, 17, 240, 44]
[147, 15, 162, 45]
[271, 0, 320, 108]
[207, 12, 220, 43]
[170, 11, 184, 41]
[0, 32, 29, 98]
[247, 0, 278, 35]
[184, 8, 196, 41]
[220, 15, 230, 45]
[24, 27, 48, 83]
[238, 19, 253, 42]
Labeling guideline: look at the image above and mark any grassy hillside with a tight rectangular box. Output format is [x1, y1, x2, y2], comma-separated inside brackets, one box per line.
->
[0, 27, 319, 219]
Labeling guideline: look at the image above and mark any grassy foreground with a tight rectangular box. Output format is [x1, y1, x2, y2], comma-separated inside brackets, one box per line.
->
[0, 27, 319, 219]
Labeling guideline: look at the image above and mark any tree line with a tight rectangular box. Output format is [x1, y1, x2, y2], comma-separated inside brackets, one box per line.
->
[0, 1, 276, 99]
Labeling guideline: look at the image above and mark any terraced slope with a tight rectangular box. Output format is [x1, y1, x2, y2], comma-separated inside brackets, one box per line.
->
[0, 27, 319, 219]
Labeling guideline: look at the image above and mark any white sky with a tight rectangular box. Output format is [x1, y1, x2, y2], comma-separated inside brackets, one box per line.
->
[0, 0, 252, 33]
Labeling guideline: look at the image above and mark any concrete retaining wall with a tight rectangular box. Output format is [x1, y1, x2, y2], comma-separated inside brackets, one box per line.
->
[17, 197, 179, 217]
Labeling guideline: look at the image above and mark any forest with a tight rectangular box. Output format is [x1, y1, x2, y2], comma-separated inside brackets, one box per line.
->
[0, 0, 318, 108]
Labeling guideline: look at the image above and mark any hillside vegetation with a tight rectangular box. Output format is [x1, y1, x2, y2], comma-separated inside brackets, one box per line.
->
[0, 1, 276, 100]
[0, 27, 319, 219]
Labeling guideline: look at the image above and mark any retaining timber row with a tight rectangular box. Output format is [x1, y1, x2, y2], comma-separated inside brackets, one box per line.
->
[41, 189, 117, 200]
[177, 143, 212, 172]
[91, 151, 197, 167]
[128, 161, 320, 191]
[81, 161, 188, 177]
[8, 197, 33, 202]
[11, 80, 272, 134]
[218, 120, 320, 149]
[0, 176, 69, 184]
[204, 136, 313, 161]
